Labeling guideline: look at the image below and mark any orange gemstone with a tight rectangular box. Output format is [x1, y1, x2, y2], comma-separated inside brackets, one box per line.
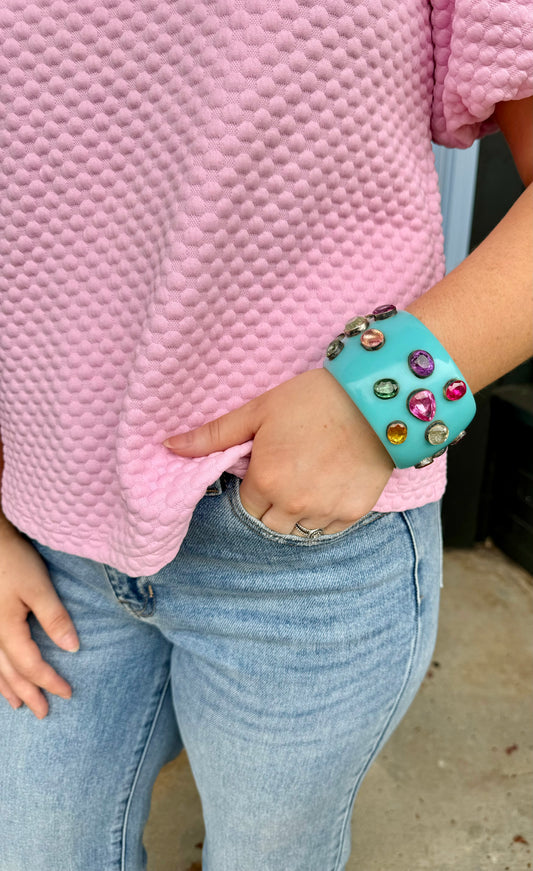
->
[386, 421, 408, 445]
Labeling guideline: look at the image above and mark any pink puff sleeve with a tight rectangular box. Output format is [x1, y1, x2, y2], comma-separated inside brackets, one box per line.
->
[431, 0, 533, 148]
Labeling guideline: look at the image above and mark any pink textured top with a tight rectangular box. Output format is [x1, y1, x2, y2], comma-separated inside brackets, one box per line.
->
[1, 1, 532, 575]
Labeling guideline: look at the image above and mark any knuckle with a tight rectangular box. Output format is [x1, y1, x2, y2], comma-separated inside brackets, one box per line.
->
[44, 609, 70, 635]
[252, 468, 277, 495]
[17, 650, 41, 678]
[283, 496, 309, 517]
[207, 417, 222, 445]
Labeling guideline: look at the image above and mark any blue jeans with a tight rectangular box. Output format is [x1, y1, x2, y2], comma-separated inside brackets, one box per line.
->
[0, 473, 442, 871]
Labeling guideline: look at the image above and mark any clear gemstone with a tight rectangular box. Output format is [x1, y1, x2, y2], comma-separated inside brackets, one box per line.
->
[408, 349, 435, 378]
[407, 389, 436, 421]
[444, 379, 467, 401]
[386, 420, 408, 445]
[344, 315, 370, 336]
[425, 421, 449, 445]
[432, 447, 447, 458]
[415, 457, 434, 468]
[374, 378, 399, 399]
[361, 328, 385, 350]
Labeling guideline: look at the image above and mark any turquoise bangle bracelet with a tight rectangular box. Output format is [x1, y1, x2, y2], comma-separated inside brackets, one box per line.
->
[323, 305, 476, 469]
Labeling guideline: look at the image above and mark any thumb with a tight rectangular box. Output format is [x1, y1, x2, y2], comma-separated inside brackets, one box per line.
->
[29, 585, 80, 653]
[163, 400, 258, 457]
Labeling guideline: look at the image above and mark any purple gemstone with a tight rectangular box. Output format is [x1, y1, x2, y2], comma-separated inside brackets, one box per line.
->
[373, 304, 397, 321]
[408, 349, 435, 378]
[407, 389, 436, 421]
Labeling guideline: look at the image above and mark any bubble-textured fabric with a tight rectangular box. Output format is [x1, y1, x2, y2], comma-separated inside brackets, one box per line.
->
[1, 0, 531, 575]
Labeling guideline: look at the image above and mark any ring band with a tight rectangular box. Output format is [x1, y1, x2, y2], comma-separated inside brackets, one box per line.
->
[294, 522, 324, 538]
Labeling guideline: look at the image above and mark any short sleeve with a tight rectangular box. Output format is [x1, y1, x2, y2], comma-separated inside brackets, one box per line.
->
[431, 0, 533, 148]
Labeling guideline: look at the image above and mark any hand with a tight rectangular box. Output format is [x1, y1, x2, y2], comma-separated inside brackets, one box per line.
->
[163, 368, 394, 534]
[0, 525, 79, 719]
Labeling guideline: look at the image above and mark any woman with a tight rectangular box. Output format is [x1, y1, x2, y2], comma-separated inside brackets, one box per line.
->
[0, 1, 531, 868]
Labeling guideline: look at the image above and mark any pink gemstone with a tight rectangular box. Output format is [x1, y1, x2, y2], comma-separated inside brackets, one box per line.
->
[444, 379, 467, 401]
[408, 389, 436, 422]
[360, 328, 385, 350]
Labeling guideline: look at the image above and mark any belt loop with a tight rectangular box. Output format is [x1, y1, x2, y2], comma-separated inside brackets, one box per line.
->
[204, 478, 223, 496]
[220, 471, 232, 491]
[204, 472, 233, 496]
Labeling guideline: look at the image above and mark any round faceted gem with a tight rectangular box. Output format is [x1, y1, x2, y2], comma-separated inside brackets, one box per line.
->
[415, 457, 434, 468]
[326, 337, 344, 359]
[386, 420, 408, 445]
[425, 420, 449, 445]
[344, 315, 369, 336]
[374, 378, 399, 399]
[449, 430, 467, 447]
[444, 378, 467, 401]
[407, 388, 436, 422]
[361, 328, 385, 350]
[408, 349, 435, 378]
[373, 304, 397, 320]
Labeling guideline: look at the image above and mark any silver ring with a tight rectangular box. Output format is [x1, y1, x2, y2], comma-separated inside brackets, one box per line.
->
[294, 522, 325, 539]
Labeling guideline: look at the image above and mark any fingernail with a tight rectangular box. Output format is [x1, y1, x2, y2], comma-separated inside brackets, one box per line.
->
[163, 432, 192, 449]
[163, 437, 186, 449]
[60, 632, 80, 652]
[59, 691, 72, 700]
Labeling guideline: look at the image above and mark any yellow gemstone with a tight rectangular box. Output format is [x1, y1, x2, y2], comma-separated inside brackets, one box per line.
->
[386, 421, 408, 445]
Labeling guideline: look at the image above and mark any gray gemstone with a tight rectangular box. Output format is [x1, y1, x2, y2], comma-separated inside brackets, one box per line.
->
[344, 315, 370, 336]
[415, 457, 434, 468]
[326, 338, 345, 359]
[432, 447, 447, 458]
[425, 421, 449, 445]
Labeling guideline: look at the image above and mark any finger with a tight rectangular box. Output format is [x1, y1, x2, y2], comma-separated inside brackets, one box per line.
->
[0, 670, 22, 710]
[258, 506, 305, 535]
[1, 623, 73, 699]
[315, 518, 359, 534]
[163, 400, 258, 457]
[28, 584, 80, 653]
[0, 650, 49, 719]
[238, 477, 272, 521]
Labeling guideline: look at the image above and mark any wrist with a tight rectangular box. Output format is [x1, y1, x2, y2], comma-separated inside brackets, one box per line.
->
[0, 512, 19, 543]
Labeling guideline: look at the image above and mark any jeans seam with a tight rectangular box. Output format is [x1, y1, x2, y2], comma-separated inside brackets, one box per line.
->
[102, 564, 156, 619]
[119, 670, 173, 871]
[330, 508, 422, 871]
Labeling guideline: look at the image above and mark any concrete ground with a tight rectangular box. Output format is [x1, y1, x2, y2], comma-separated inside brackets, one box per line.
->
[144, 543, 533, 871]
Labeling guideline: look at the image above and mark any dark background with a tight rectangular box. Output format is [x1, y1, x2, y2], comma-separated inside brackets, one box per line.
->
[441, 131, 533, 572]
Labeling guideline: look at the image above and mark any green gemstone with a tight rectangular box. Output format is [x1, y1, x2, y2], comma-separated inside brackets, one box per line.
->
[374, 378, 399, 400]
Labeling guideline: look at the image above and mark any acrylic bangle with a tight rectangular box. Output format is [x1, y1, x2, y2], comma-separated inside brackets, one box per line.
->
[323, 305, 476, 469]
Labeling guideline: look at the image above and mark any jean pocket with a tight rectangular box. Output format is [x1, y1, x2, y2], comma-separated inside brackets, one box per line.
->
[228, 477, 386, 547]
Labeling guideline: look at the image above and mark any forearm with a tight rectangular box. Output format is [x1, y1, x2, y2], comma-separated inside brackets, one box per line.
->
[408, 182, 532, 394]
